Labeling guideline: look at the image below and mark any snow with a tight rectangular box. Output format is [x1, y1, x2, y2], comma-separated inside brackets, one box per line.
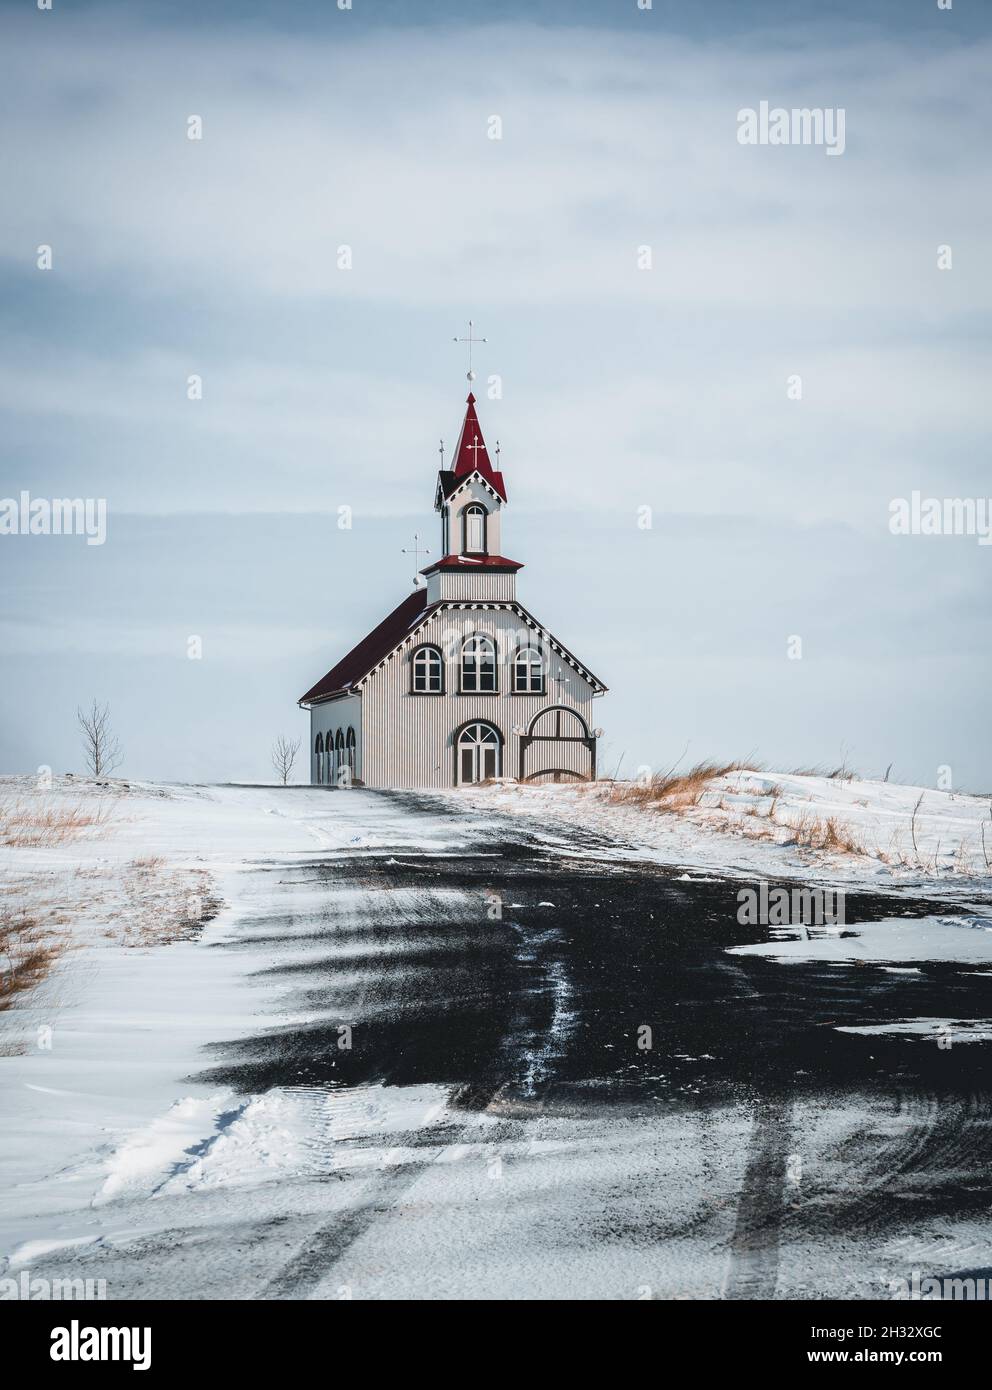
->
[0, 778, 473, 1266]
[2, 771, 991, 1298]
[728, 915, 992, 965]
[834, 1019, 992, 1042]
[448, 771, 992, 898]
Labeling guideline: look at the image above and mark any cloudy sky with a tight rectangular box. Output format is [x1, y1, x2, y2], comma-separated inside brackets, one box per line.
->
[1, 0, 990, 788]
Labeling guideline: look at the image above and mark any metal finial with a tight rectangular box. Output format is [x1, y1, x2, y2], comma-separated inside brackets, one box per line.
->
[452, 319, 487, 383]
[401, 532, 431, 588]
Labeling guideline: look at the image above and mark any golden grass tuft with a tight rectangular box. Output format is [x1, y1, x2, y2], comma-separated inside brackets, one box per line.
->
[0, 797, 113, 847]
[609, 760, 758, 813]
[779, 811, 865, 856]
[0, 905, 67, 1010]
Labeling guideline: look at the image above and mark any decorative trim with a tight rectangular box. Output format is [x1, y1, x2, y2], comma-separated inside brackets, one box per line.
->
[339, 600, 607, 697]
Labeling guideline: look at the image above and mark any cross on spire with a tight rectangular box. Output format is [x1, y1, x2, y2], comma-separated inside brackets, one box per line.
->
[452, 319, 487, 383]
[401, 532, 431, 588]
[465, 435, 486, 467]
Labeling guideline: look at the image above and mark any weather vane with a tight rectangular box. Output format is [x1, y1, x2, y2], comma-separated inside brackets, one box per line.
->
[401, 532, 431, 588]
[452, 319, 487, 383]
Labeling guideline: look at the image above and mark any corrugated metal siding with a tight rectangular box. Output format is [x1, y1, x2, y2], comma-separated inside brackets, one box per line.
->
[444, 477, 503, 556]
[523, 737, 593, 781]
[359, 607, 600, 789]
[310, 694, 362, 784]
[436, 572, 517, 602]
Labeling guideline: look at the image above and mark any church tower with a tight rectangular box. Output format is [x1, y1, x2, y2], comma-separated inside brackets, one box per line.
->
[423, 393, 522, 604]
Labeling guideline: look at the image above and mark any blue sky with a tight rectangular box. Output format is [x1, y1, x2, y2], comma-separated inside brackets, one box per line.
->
[1, 0, 990, 787]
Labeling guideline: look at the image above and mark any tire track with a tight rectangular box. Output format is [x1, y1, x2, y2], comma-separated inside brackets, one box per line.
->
[723, 1096, 794, 1300]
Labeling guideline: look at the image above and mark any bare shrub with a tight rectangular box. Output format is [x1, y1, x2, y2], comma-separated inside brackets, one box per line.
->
[76, 700, 123, 777]
[272, 735, 301, 786]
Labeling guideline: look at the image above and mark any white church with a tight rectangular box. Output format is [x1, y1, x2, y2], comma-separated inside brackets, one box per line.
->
[299, 387, 607, 789]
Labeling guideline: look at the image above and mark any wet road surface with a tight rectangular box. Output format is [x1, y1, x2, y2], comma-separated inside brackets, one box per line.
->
[186, 793, 992, 1300]
[18, 790, 992, 1300]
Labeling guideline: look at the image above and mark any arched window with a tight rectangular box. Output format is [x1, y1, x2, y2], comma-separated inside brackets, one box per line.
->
[315, 732, 324, 784]
[312, 728, 325, 783]
[412, 644, 444, 693]
[345, 727, 356, 777]
[461, 634, 497, 693]
[334, 729, 345, 784]
[513, 646, 545, 694]
[462, 504, 487, 555]
[457, 721, 502, 784]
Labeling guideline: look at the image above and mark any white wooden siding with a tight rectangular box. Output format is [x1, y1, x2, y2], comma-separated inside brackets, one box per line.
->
[359, 607, 600, 789]
[427, 570, 518, 603]
[310, 694, 362, 785]
[440, 476, 503, 556]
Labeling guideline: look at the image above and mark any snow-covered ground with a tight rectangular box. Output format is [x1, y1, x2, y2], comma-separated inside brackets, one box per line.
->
[2, 772, 991, 1300]
[0, 778, 471, 1276]
[449, 770, 992, 899]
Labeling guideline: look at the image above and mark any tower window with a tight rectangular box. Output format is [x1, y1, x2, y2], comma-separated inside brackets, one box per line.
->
[462, 504, 487, 555]
[513, 646, 545, 693]
[461, 634, 497, 692]
[412, 645, 444, 693]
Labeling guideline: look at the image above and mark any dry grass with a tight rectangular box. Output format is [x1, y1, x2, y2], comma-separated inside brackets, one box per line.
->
[606, 757, 875, 861]
[0, 904, 67, 1010]
[779, 812, 866, 856]
[789, 764, 859, 781]
[108, 862, 223, 947]
[609, 760, 758, 813]
[0, 797, 114, 847]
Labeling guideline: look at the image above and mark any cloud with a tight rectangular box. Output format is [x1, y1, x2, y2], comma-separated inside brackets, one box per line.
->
[1, 7, 990, 786]
[1, 16, 989, 308]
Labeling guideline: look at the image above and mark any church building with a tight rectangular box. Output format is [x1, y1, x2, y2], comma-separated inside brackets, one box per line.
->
[299, 388, 607, 788]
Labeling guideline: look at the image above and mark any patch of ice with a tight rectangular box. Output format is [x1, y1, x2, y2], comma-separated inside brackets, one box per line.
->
[728, 916, 992, 967]
[835, 1018, 992, 1042]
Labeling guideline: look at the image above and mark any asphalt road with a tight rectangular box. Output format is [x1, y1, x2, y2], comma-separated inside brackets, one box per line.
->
[21, 792, 992, 1300]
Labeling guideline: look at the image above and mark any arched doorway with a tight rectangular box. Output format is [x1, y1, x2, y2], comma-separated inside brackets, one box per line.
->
[456, 721, 502, 785]
[519, 705, 596, 782]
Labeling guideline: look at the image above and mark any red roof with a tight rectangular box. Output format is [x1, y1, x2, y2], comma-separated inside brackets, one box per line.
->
[451, 393, 507, 502]
[298, 589, 440, 704]
[421, 554, 523, 574]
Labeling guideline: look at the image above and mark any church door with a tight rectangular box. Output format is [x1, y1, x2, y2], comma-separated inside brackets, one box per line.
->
[457, 722, 501, 785]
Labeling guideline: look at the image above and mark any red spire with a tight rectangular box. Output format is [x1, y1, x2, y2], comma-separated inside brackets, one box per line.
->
[450, 392, 507, 501]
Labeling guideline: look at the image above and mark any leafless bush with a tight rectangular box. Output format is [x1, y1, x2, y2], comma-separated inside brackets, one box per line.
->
[76, 700, 123, 777]
[271, 735, 301, 786]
